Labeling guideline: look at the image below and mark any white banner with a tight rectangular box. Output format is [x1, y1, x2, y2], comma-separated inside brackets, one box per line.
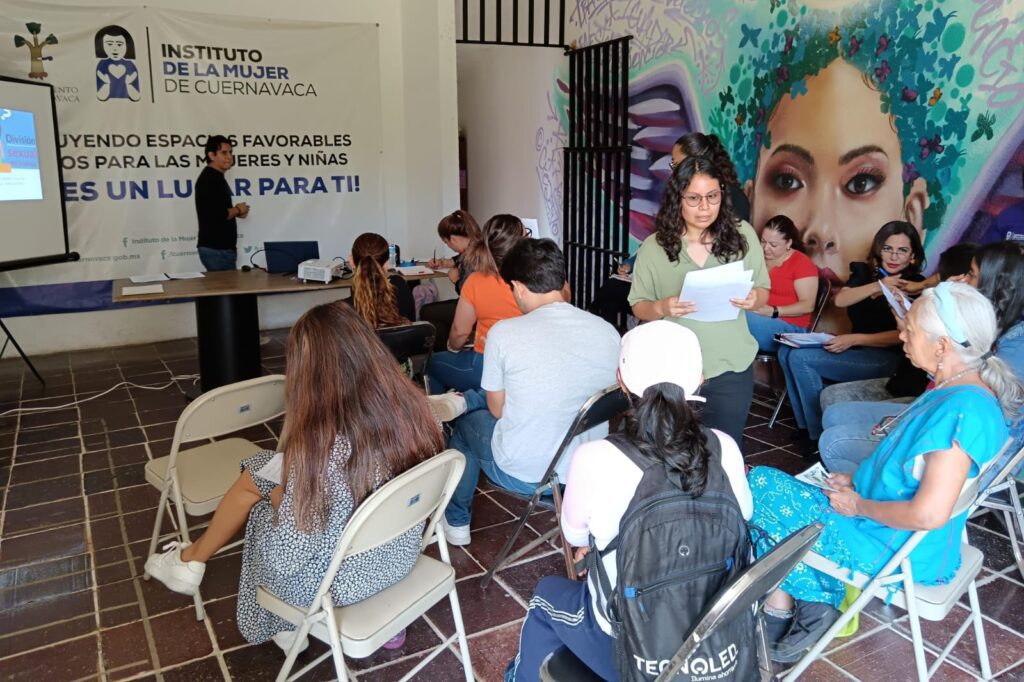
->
[0, 3, 382, 290]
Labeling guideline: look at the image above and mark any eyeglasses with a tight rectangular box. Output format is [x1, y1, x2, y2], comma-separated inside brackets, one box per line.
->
[669, 158, 681, 170]
[880, 245, 912, 258]
[681, 190, 722, 208]
[523, 225, 533, 237]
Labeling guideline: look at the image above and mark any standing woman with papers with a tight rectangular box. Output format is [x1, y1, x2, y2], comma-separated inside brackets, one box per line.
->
[628, 156, 770, 448]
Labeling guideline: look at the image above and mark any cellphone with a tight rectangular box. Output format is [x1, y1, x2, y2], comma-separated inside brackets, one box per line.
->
[871, 415, 898, 437]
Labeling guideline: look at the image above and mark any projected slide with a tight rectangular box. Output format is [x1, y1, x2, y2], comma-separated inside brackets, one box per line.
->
[0, 108, 43, 201]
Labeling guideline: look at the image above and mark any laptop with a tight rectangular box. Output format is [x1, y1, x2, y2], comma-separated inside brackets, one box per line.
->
[264, 241, 319, 274]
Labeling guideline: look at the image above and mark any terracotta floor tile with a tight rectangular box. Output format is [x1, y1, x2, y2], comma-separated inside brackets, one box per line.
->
[893, 605, 1024, 676]
[0, 612, 96, 658]
[973, 577, 1024, 636]
[358, 647, 469, 682]
[0, 588, 94, 636]
[0, 633, 100, 681]
[5, 474, 81, 509]
[0, 523, 87, 568]
[100, 619, 152, 670]
[160, 656, 228, 681]
[3, 497, 86, 535]
[827, 627, 976, 681]
[467, 622, 522, 681]
[425, 574, 526, 638]
[14, 436, 83, 461]
[464, 518, 555, 570]
[8, 454, 81, 485]
[149, 606, 213, 667]
[223, 641, 336, 681]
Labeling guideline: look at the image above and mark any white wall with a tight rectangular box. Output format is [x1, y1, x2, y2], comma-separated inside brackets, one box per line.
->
[5, 0, 459, 355]
[455, 44, 566, 241]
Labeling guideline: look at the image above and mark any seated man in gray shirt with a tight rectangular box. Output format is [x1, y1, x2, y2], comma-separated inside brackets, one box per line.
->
[436, 238, 621, 546]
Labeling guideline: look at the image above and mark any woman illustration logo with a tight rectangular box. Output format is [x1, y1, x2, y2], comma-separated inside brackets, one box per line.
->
[95, 25, 141, 102]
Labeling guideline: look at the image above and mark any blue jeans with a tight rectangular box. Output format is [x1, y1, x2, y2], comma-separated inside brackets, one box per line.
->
[198, 246, 237, 271]
[777, 346, 901, 439]
[746, 314, 807, 353]
[444, 408, 537, 527]
[427, 349, 484, 393]
[818, 401, 901, 474]
[508, 576, 617, 682]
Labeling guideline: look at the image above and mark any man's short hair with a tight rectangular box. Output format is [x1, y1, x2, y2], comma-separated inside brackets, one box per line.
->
[500, 238, 566, 294]
[204, 135, 232, 163]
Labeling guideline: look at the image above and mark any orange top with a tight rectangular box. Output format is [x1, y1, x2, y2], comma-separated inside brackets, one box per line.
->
[461, 272, 522, 352]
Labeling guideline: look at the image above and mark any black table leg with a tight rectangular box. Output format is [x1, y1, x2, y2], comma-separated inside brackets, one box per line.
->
[195, 294, 261, 393]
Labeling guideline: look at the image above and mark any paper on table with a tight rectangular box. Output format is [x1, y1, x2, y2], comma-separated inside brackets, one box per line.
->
[166, 272, 205, 279]
[878, 280, 913, 319]
[795, 463, 837, 492]
[396, 265, 434, 276]
[121, 284, 165, 296]
[679, 262, 754, 322]
[129, 273, 169, 283]
[254, 452, 283, 485]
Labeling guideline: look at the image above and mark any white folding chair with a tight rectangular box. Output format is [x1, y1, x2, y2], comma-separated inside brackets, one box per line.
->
[973, 426, 1024, 580]
[785, 438, 1019, 681]
[256, 449, 474, 682]
[144, 374, 286, 620]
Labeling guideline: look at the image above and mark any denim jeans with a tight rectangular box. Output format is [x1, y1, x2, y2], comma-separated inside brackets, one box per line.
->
[444, 408, 537, 527]
[818, 401, 902, 474]
[777, 346, 902, 439]
[197, 246, 237, 271]
[427, 349, 484, 393]
[746, 314, 807, 353]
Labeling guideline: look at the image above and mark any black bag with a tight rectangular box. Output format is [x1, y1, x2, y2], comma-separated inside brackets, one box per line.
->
[589, 431, 757, 681]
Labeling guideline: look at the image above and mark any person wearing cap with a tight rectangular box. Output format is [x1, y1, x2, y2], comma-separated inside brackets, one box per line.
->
[433, 239, 621, 547]
[750, 283, 1021, 664]
[505, 320, 752, 682]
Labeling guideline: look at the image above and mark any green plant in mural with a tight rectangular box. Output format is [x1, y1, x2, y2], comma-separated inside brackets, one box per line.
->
[14, 22, 58, 80]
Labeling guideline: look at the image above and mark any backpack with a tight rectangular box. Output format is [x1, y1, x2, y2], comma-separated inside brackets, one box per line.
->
[588, 430, 757, 681]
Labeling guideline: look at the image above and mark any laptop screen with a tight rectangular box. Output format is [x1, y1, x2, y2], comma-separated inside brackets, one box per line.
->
[264, 241, 319, 273]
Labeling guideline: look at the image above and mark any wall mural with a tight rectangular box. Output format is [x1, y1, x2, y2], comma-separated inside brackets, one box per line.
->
[538, 0, 1024, 282]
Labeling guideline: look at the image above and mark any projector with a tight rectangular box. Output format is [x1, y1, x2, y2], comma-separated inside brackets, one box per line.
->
[298, 258, 343, 283]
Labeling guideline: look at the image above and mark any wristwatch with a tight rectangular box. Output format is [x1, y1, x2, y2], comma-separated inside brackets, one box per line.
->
[772, 306, 779, 318]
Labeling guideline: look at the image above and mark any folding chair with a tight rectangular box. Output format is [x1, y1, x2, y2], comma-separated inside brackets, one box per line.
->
[377, 321, 436, 393]
[144, 374, 286, 620]
[784, 438, 1021, 681]
[973, 422, 1024, 580]
[480, 384, 632, 589]
[540, 523, 825, 682]
[757, 275, 832, 428]
[256, 449, 474, 682]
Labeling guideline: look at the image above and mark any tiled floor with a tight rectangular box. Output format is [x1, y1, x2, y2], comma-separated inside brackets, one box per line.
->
[1, 331, 1023, 681]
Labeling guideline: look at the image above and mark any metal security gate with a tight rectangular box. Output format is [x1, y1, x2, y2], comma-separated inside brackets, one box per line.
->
[563, 36, 632, 322]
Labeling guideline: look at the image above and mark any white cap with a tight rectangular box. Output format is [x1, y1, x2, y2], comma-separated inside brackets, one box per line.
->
[618, 320, 705, 401]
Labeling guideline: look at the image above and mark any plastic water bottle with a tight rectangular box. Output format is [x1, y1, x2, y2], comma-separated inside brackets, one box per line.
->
[388, 244, 397, 269]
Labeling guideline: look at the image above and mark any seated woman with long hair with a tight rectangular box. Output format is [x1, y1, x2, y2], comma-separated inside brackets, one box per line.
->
[506, 321, 752, 681]
[426, 214, 526, 393]
[746, 214, 819, 352]
[349, 232, 414, 327]
[144, 302, 444, 651]
[752, 283, 1023, 664]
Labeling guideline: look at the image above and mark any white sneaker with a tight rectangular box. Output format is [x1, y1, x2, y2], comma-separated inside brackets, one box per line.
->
[428, 392, 468, 422]
[144, 541, 206, 596]
[443, 519, 471, 546]
[272, 630, 310, 654]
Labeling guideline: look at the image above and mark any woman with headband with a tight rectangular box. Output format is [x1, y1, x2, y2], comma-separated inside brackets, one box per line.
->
[748, 282, 1022, 663]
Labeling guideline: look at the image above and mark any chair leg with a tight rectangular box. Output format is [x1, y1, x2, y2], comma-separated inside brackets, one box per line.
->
[145, 483, 173, 577]
[968, 581, 993, 680]
[902, 568, 929, 682]
[322, 596, 352, 682]
[768, 388, 787, 428]
[481, 492, 543, 588]
[785, 585, 878, 680]
[448, 584, 476, 682]
[756, 610, 774, 681]
[1008, 480, 1024, 580]
[551, 484, 577, 580]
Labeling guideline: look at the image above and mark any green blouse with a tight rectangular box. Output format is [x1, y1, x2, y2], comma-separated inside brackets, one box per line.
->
[627, 220, 770, 379]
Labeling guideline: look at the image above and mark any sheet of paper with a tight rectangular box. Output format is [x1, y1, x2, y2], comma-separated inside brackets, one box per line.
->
[397, 265, 434, 276]
[254, 452, 283, 485]
[610, 273, 633, 283]
[166, 272, 205, 279]
[796, 463, 837, 492]
[128, 274, 169, 283]
[121, 284, 165, 296]
[878, 280, 913, 319]
[777, 332, 836, 348]
[679, 262, 754, 322]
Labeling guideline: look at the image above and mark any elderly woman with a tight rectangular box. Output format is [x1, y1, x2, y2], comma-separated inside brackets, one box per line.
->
[749, 283, 1023, 663]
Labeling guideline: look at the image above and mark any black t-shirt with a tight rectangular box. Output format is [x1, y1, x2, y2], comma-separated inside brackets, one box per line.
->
[844, 262, 925, 336]
[195, 165, 237, 250]
[389, 274, 416, 322]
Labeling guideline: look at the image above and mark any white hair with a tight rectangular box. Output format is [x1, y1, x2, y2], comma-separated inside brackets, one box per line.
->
[915, 283, 1024, 417]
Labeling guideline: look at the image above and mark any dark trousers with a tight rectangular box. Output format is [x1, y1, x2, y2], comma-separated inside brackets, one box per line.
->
[587, 278, 632, 333]
[419, 299, 458, 352]
[698, 364, 754, 451]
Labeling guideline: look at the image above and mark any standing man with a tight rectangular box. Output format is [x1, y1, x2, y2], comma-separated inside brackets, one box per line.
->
[195, 134, 249, 271]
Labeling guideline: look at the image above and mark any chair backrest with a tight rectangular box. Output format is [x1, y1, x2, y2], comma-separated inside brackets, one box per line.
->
[377, 321, 436, 363]
[808, 275, 833, 333]
[966, 437, 1022, 513]
[655, 522, 824, 682]
[172, 374, 286, 449]
[539, 384, 631, 484]
[308, 449, 466, 611]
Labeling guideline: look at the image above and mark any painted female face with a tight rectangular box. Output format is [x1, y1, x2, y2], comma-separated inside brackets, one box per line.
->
[878, 233, 914, 275]
[102, 35, 127, 60]
[748, 59, 928, 282]
[759, 228, 792, 261]
[679, 173, 722, 231]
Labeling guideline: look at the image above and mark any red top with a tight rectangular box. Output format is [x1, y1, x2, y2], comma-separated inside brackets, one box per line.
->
[766, 249, 818, 328]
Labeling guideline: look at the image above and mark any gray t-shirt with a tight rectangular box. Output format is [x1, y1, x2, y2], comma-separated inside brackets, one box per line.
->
[481, 302, 621, 482]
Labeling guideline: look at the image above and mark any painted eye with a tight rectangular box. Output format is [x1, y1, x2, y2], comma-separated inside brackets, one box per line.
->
[844, 173, 883, 195]
[771, 172, 804, 191]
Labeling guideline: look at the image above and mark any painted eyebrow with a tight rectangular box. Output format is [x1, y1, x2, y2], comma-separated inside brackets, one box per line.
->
[839, 144, 887, 166]
[769, 143, 814, 166]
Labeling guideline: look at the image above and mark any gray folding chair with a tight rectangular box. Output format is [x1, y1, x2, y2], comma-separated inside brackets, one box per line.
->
[257, 449, 473, 682]
[481, 384, 632, 588]
[540, 523, 825, 681]
[144, 374, 286, 620]
[785, 438, 1018, 681]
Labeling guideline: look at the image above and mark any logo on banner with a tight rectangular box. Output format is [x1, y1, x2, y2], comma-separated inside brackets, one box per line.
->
[13, 22, 58, 80]
[94, 25, 142, 102]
